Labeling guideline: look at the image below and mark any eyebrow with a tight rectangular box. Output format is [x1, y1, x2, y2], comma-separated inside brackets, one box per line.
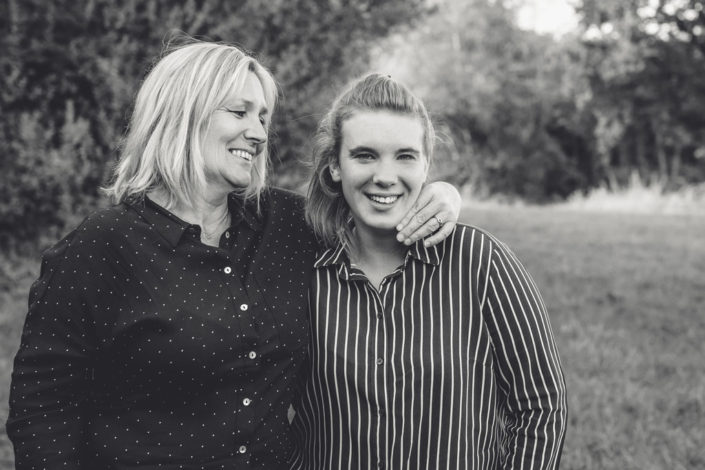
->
[347, 146, 378, 155]
[348, 146, 421, 155]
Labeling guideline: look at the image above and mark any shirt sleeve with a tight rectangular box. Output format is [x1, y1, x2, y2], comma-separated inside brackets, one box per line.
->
[6, 232, 95, 469]
[481, 239, 568, 470]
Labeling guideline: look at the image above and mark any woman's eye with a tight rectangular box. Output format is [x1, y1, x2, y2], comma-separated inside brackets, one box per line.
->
[354, 153, 374, 160]
[226, 109, 246, 118]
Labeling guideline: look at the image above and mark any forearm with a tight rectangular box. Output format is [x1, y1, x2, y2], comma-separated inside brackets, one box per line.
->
[7, 350, 90, 469]
[501, 383, 567, 469]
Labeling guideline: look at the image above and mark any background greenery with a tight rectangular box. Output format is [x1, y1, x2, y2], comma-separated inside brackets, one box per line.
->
[1, 0, 704, 468]
[1, 0, 704, 249]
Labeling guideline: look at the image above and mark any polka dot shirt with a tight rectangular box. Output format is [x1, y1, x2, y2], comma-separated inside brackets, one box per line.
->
[7, 188, 317, 469]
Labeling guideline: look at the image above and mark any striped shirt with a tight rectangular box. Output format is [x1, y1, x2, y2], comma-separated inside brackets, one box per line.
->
[288, 224, 567, 470]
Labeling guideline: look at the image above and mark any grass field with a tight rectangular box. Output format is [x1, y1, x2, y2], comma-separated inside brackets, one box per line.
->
[1, 205, 703, 469]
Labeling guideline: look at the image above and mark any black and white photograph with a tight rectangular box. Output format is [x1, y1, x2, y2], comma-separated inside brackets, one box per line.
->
[1, 0, 703, 469]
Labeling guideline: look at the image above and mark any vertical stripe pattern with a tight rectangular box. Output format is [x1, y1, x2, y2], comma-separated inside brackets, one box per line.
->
[289, 225, 567, 469]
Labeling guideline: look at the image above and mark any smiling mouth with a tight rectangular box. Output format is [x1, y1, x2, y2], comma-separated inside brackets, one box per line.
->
[367, 194, 400, 205]
[229, 149, 254, 162]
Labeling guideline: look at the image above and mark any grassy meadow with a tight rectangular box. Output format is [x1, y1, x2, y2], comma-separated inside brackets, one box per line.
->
[1, 204, 703, 469]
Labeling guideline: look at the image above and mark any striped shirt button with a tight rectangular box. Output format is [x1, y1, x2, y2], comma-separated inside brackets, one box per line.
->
[376, 358, 384, 365]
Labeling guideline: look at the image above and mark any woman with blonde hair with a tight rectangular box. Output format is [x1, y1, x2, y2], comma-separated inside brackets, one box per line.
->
[7, 42, 460, 469]
[290, 73, 567, 469]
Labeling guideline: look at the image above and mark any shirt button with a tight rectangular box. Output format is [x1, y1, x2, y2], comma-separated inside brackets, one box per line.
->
[248, 351, 257, 359]
[225, 231, 230, 239]
[376, 358, 384, 365]
[224, 266, 232, 274]
[242, 398, 252, 406]
[240, 303, 248, 311]
[238, 445, 247, 454]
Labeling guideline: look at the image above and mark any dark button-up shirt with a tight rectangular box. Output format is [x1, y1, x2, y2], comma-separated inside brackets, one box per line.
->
[7, 188, 316, 469]
[289, 224, 567, 470]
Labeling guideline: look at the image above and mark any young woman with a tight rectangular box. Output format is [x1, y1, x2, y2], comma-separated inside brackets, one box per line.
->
[6, 42, 460, 469]
[291, 73, 568, 469]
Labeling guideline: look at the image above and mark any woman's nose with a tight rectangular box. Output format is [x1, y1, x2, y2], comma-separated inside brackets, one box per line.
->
[371, 161, 398, 186]
[245, 117, 267, 145]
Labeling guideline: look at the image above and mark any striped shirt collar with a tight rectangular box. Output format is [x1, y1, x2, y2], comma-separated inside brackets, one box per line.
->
[314, 238, 443, 272]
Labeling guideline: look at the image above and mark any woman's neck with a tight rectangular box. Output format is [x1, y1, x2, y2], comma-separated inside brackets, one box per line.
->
[148, 189, 231, 246]
[349, 226, 406, 289]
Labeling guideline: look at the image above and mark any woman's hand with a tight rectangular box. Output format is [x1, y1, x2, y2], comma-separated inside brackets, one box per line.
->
[396, 181, 461, 247]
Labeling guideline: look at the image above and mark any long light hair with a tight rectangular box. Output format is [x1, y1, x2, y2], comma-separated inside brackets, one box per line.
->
[103, 39, 277, 209]
[306, 73, 435, 248]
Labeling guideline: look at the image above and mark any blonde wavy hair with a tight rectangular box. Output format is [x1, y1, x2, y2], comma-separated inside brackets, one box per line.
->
[104, 39, 277, 209]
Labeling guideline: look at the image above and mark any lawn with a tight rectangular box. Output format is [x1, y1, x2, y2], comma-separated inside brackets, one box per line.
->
[1, 205, 703, 469]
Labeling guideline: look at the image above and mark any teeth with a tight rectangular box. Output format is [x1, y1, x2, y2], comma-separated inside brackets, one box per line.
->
[368, 194, 399, 204]
[229, 149, 253, 162]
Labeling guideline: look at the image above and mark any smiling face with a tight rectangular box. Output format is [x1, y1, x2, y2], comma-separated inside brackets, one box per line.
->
[331, 110, 428, 238]
[202, 71, 269, 198]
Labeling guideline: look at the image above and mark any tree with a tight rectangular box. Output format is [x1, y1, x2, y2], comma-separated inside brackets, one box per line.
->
[0, 0, 427, 248]
[376, 0, 593, 201]
[578, 0, 705, 187]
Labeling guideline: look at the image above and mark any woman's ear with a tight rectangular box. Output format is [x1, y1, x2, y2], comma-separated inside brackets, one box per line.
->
[329, 162, 341, 182]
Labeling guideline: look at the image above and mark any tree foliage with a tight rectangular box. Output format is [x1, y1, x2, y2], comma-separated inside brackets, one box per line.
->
[2, 0, 704, 247]
[0, 0, 427, 248]
[378, 0, 595, 200]
[578, 0, 705, 189]
[377, 0, 704, 201]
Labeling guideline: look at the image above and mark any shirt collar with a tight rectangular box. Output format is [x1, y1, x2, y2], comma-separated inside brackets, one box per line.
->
[407, 238, 442, 266]
[313, 237, 442, 272]
[126, 192, 262, 247]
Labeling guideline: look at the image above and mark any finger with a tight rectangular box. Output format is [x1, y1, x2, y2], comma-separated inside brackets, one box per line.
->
[399, 213, 444, 245]
[396, 202, 440, 242]
[395, 191, 433, 234]
[423, 222, 454, 247]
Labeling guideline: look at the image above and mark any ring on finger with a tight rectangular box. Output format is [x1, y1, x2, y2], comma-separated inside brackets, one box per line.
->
[433, 215, 443, 227]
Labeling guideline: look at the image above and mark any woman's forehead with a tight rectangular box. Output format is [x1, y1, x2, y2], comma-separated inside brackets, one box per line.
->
[222, 72, 269, 111]
[341, 110, 425, 150]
